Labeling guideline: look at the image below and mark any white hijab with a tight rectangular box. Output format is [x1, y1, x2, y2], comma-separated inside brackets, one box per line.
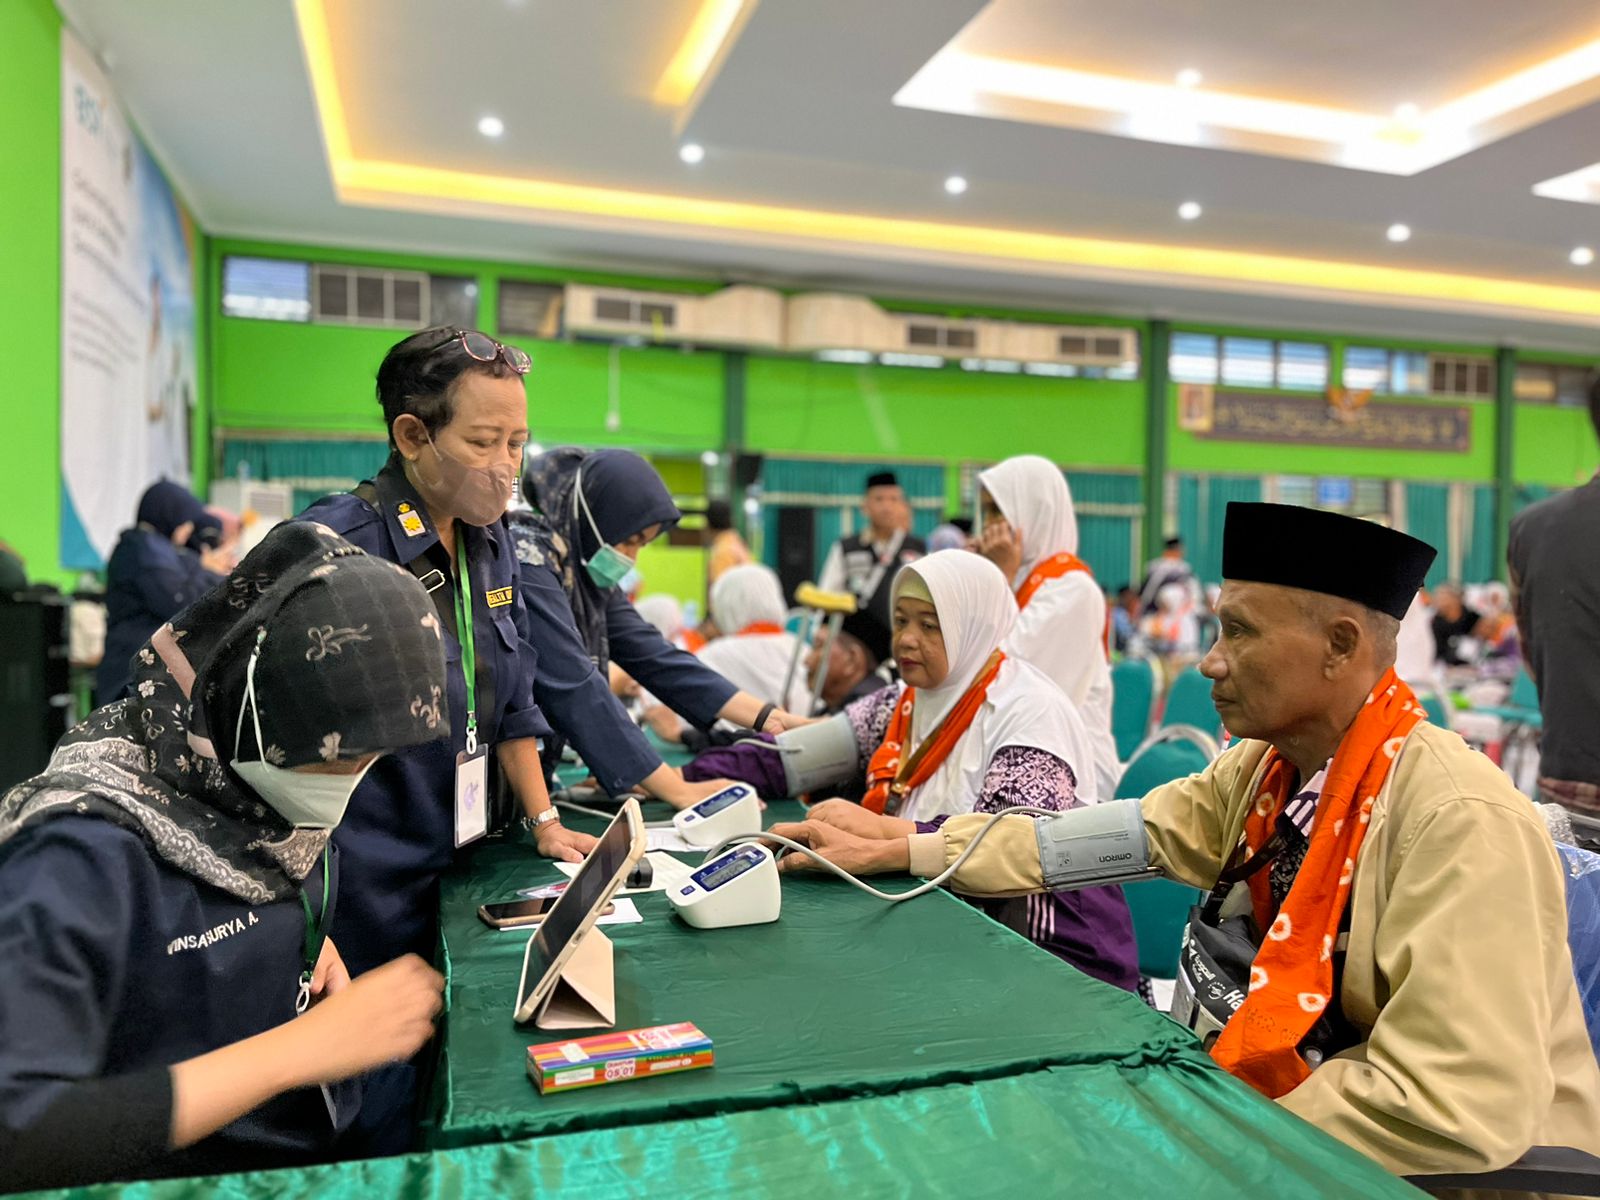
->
[977, 455, 1078, 587]
[633, 594, 684, 640]
[891, 551, 1096, 818]
[710, 565, 786, 634]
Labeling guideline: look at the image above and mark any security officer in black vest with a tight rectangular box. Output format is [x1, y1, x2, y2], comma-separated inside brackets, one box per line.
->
[815, 471, 925, 645]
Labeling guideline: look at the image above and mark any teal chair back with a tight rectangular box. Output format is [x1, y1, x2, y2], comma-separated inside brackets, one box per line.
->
[1110, 658, 1156, 761]
[1419, 691, 1450, 728]
[1510, 668, 1540, 712]
[1161, 667, 1221, 738]
[1115, 738, 1209, 978]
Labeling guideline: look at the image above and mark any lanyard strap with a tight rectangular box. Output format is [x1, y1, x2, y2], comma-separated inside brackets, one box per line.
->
[297, 845, 332, 1013]
[453, 529, 479, 754]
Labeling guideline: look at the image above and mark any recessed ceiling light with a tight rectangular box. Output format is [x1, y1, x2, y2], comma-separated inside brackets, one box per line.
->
[679, 142, 706, 164]
[944, 174, 968, 195]
[1571, 246, 1595, 266]
[1393, 102, 1421, 122]
[1386, 223, 1412, 243]
[477, 115, 505, 139]
[1177, 200, 1202, 220]
[1176, 68, 1203, 89]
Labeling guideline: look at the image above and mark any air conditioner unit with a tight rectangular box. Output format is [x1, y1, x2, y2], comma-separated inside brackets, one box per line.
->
[208, 480, 296, 558]
[563, 284, 784, 349]
[995, 324, 1139, 367]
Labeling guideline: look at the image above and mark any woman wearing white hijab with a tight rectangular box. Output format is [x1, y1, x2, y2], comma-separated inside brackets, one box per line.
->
[697, 565, 814, 714]
[975, 456, 1118, 799]
[806, 550, 1137, 987]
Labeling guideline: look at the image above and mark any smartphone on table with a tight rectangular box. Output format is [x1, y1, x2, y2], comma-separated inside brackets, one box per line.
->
[479, 897, 615, 930]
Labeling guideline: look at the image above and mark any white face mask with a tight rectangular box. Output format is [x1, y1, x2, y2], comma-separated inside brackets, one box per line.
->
[229, 646, 374, 829]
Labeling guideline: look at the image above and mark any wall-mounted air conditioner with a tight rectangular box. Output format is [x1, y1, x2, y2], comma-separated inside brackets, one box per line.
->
[995, 324, 1139, 367]
[563, 284, 784, 349]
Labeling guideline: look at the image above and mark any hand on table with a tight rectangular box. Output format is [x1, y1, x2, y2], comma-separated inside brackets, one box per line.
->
[802, 798, 916, 840]
[977, 518, 1023, 582]
[767, 819, 910, 877]
[536, 820, 596, 863]
[284, 954, 444, 1086]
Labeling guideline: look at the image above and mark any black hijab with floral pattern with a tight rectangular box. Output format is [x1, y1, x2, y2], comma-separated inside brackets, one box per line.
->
[0, 523, 448, 903]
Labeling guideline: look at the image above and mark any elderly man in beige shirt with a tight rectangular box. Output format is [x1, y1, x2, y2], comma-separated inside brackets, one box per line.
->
[774, 502, 1600, 1193]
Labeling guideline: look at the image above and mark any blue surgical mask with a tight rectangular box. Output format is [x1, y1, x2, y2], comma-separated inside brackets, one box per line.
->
[574, 467, 637, 591]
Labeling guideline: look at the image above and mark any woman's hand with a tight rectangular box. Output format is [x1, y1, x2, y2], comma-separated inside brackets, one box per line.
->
[767, 820, 910, 876]
[977, 518, 1023, 581]
[803, 798, 916, 840]
[761, 708, 809, 734]
[535, 820, 596, 863]
[280, 954, 445, 1087]
[308, 938, 351, 1005]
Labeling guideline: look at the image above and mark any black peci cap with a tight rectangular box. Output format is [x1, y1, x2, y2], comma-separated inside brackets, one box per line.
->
[1221, 503, 1436, 621]
[865, 471, 899, 491]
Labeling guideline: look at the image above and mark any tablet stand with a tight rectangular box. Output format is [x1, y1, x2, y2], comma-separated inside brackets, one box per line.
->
[532, 928, 616, 1030]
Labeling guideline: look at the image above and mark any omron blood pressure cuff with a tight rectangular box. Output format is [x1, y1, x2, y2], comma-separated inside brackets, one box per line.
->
[778, 714, 859, 797]
[1035, 798, 1158, 890]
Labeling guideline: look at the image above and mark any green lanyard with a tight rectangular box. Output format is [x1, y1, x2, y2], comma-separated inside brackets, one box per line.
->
[296, 845, 331, 1014]
[453, 530, 479, 755]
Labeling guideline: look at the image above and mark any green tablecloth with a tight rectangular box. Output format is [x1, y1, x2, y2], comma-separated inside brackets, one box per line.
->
[429, 798, 1204, 1148]
[25, 1060, 1415, 1199]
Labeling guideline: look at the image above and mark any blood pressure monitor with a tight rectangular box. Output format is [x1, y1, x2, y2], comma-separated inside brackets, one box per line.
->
[667, 844, 781, 929]
[672, 783, 761, 848]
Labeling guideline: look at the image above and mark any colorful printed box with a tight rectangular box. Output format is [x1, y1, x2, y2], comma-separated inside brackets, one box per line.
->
[526, 1022, 714, 1095]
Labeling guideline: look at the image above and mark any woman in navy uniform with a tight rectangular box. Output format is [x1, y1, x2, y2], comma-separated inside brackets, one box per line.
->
[512, 448, 807, 806]
[0, 524, 449, 1189]
[97, 480, 234, 703]
[302, 328, 594, 983]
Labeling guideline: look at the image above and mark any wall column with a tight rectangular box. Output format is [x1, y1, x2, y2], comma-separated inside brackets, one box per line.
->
[723, 350, 748, 533]
[1142, 321, 1171, 562]
[1493, 346, 1516, 581]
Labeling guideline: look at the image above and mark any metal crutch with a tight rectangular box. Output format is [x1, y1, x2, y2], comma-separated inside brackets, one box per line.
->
[780, 583, 858, 716]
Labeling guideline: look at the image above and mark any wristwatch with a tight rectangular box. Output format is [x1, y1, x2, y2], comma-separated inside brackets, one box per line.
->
[522, 808, 562, 834]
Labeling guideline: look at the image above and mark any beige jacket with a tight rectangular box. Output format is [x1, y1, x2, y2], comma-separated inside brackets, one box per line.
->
[909, 722, 1600, 1187]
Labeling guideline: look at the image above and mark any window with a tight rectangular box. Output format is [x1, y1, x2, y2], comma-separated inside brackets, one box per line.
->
[1270, 475, 1389, 517]
[429, 275, 479, 329]
[1515, 361, 1595, 406]
[1341, 346, 1430, 395]
[498, 281, 566, 338]
[1170, 333, 1328, 389]
[221, 256, 310, 321]
[1428, 354, 1494, 398]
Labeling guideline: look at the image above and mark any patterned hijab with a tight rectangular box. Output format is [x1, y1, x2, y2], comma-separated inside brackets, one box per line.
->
[0, 523, 449, 904]
[512, 446, 680, 667]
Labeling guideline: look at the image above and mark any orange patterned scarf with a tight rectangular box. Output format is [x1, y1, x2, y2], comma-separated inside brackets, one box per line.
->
[862, 652, 1006, 816]
[1210, 668, 1423, 1098]
[1014, 553, 1110, 656]
[736, 622, 783, 636]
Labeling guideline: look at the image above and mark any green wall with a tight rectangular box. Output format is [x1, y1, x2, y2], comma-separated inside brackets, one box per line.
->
[1515, 404, 1599, 487]
[3, 0, 64, 584]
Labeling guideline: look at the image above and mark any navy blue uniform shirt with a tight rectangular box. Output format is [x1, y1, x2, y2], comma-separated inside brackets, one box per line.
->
[97, 528, 222, 704]
[302, 461, 550, 976]
[0, 817, 355, 1187]
[516, 555, 736, 795]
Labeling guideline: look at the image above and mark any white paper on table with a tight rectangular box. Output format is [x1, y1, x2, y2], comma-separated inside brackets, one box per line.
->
[553, 850, 694, 895]
[596, 897, 643, 926]
[645, 826, 697, 853]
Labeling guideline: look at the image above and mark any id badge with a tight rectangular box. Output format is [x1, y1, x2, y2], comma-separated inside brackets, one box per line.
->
[454, 747, 489, 847]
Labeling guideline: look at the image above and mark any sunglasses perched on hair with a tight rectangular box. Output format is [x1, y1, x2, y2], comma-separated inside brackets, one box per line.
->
[435, 329, 532, 374]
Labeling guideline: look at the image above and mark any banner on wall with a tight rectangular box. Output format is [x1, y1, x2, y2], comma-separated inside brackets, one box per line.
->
[1194, 391, 1471, 453]
[60, 30, 199, 569]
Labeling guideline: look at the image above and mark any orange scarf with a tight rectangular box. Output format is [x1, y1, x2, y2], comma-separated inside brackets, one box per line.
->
[1015, 552, 1110, 656]
[1210, 668, 1423, 1097]
[863, 651, 1006, 816]
[736, 622, 784, 637]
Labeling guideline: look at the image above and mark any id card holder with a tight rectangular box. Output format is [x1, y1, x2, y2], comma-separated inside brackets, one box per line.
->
[454, 747, 489, 847]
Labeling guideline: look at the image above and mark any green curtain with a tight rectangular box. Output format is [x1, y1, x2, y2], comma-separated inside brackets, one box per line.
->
[1404, 483, 1450, 587]
[759, 458, 944, 577]
[1461, 485, 1496, 583]
[1176, 476, 1262, 585]
[1066, 471, 1143, 591]
[1515, 483, 1557, 514]
[219, 438, 390, 514]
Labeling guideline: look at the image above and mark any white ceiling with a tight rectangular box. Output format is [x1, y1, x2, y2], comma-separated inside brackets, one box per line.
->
[56, 0, 1600, 350]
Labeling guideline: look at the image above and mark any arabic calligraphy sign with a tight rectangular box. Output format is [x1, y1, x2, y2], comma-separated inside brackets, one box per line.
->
[1190, 390, 1472, 452]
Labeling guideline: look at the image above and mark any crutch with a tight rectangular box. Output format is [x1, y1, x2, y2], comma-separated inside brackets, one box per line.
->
[780, 583, 858, 716]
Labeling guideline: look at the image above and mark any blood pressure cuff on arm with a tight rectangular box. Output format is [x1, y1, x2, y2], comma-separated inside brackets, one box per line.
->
[1035, 798, 1158, 890]
[684, 736, 791, 799]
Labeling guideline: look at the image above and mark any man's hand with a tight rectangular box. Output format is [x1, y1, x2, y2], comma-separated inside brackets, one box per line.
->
[535, 820, 596, 863]
[283, 954, 444, 1087]
[761, 708, 809, 734]
[768, 820, 910, 876]
[803, 798, 916, 840]
[977, 518, 1023, 581]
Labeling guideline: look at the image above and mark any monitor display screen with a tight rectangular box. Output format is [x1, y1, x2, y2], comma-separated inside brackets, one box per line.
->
[692, 787, 746, 818]
[691, 846, 763, 891]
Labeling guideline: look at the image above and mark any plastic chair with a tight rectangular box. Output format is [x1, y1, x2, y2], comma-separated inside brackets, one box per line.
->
[1110, 658, 1156, 762]
[1417, 690, 1452, 730]
[1477, 668, 1543, 731]
[1115, 732, 1212, 979]
[1158, 666, 1222, 739]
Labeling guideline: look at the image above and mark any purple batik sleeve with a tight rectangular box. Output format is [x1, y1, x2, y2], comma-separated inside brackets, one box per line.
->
[843, 686, 900, 774]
